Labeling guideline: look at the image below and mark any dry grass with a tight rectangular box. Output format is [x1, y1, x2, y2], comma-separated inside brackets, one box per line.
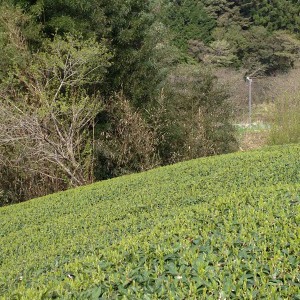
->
[214, 64, 300, 123]
[215, 64, 300, 150]
[239, 130, 269, 151]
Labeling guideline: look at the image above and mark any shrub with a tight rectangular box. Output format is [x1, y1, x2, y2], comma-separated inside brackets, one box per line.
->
[0, 23, 111, 204]
[268, 93, 300, 145]
[152, 64, 237, 164]
[94, 93, 160, 179]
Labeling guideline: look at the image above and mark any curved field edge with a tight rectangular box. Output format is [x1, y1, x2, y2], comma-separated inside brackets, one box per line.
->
[0, 144, 299, 299]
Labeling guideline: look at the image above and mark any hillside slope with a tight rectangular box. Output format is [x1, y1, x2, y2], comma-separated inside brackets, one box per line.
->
[0, 145, 300, 299]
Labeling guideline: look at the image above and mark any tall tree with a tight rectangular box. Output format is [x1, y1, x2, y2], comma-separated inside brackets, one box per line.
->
[10, 0, 162, 105]
[162, 0, 216, 51]
[238, 0, 300, 33]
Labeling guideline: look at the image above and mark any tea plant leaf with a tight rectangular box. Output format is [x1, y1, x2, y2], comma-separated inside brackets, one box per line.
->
[0, 144, 299, 299]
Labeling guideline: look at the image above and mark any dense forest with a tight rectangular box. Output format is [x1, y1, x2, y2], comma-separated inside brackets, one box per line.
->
[1, 0, 300, 205]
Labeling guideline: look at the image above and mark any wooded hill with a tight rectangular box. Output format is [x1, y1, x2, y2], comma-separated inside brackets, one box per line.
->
[1, 0, 300, 205]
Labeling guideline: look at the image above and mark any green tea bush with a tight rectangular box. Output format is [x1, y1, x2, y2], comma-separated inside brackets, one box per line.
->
[0, 145, 299, 299]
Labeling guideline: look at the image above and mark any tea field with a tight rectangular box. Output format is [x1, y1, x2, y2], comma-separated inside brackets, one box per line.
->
[0, 144, 300, 299]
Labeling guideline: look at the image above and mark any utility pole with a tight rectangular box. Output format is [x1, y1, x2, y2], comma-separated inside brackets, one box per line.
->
[246, 76, 253, 127]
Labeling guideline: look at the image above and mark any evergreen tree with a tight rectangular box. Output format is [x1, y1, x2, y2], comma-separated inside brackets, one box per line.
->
[162, 0, 216, 51]
[239, 0, 300, 33]
[9, 0, 162, 105]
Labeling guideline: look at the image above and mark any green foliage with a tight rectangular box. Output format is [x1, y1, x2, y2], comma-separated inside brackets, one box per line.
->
[160, 0, 300, 74]
[0, 2, 238, 204]
[9, 0, 162, 103]
[210, 26, 300, 74]
[96, 0, 160, 103]
[0, 4, 39, 80]
[110, 19, 179, 106]
[94, 93, 160, 179]
[0, 28, 112, 203]
[34, 33, 112, 89]
[188, 39, 238, 67]
[10, 0, 104, 37]
[240, 0, 300, 33]
[162, 0, 216, 52]
[153, 64, 237, 163]
[1, 145, 299, 298]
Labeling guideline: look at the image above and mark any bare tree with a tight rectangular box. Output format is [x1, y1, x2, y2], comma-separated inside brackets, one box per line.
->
[0, 29, 111, 203]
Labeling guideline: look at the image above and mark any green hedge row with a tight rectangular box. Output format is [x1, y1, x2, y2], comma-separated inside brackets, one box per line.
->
[0, 144, 299, 299]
